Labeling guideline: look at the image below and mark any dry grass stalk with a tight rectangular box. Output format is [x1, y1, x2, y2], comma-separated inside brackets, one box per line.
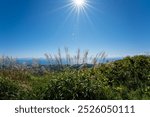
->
[58, 48, 62, 66]
[77, 49, 80, 64]
[82, 50, 89, 65]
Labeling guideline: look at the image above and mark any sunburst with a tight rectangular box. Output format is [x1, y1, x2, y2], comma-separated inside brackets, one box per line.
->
[70, 0, 89, 14]
[73, 0, 86, 7]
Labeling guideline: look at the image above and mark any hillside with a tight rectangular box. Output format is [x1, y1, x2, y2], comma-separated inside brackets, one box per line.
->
[0, 55, 150, 100]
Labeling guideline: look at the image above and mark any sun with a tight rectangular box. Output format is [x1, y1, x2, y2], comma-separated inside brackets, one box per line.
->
[73, 0, 85, 7]
[71, 0, 88, 13]
[60, 0, 90, 16]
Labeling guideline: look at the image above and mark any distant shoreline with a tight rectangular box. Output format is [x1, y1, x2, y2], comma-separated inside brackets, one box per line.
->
[16, 57, 123, 65]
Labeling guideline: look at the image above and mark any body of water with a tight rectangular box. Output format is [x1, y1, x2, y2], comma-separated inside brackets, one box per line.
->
[16, 57, 123, 65]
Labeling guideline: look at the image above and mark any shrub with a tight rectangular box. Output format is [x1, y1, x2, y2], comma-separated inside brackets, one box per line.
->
[43, 69, 112, 100]
[0, 77, 32, 100]
[98, 55, 150, 90]
[0, 77, 21, 99]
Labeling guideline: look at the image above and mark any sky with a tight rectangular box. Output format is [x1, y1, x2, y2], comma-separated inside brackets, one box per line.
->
[0, 0, 150, 58]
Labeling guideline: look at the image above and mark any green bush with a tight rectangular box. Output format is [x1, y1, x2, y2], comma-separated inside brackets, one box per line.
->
[0, 77, 21, 99]
[0, 77, 32, 100]
[98, 55, 150, 89]
[43, 69, 112, 100]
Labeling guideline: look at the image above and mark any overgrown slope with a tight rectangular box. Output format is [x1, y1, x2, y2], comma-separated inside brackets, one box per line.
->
[0, 55, 150, 100]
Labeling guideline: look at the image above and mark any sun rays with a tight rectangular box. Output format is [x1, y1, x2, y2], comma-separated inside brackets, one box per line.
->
[74, 0, 85, 7]
[50, 0, 94, 40]
[71, 0, 89, 15]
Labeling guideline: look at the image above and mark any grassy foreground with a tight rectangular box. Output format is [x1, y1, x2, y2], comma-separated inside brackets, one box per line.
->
[0, 55, 150, 100]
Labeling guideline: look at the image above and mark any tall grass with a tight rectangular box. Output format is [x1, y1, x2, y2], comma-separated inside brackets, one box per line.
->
[0, 48, 107, 80]
[44, 48, 107, 68]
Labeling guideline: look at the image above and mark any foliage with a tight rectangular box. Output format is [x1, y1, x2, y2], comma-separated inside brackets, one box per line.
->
[0, 55, 149, 100]
[0, 77, 30, 99]
[43, 69, 112, 100]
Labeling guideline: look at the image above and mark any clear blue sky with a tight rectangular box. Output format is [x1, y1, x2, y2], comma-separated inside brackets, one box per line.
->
[0, 0, 150, 57]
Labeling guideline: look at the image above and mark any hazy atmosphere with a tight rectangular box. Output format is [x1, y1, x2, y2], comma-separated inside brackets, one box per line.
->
[0, 0, 150, 57]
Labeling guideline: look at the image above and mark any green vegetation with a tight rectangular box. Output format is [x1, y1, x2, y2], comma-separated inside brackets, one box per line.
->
[0, 53, 150, 100]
